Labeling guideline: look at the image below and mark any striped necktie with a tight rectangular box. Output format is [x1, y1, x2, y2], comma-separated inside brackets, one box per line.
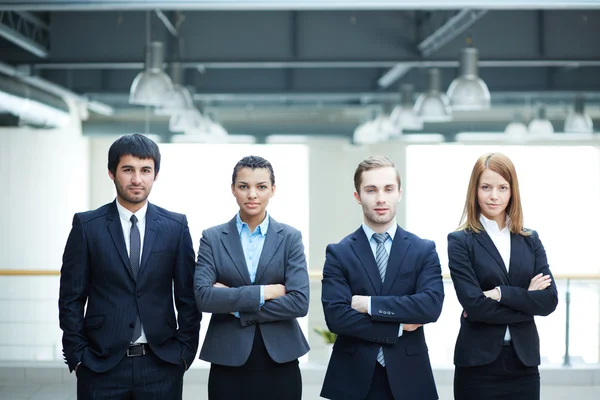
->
[373, 232, 389, 366]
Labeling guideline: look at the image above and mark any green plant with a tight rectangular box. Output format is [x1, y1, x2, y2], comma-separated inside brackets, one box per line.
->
[313, 328, 337, 344]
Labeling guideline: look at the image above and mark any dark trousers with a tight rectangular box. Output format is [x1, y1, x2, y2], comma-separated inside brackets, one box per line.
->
[76, 345, 185, 400]
[454, 344, 540, 400]
[365, 363, 395, 400]
[208, 326, 302, 400]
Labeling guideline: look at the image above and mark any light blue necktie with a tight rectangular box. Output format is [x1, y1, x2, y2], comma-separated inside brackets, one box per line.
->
[373, 233, 389, 367]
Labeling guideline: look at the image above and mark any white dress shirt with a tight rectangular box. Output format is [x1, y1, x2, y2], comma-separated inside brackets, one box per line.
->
[115, 199, 148, 344]
[479, 214, 511, 341]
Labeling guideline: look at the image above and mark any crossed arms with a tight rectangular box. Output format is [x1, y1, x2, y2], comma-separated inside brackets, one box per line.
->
[447, 231, 558, 325]
[321, 241, 445, 344]
[194, 229, 309, 327]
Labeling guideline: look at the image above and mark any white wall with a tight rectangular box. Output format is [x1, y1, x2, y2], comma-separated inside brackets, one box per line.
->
[0, 117, 89, 360]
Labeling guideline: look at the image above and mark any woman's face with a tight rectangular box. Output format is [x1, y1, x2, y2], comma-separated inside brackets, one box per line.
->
[477, 168, 511, 226]
[231, 167, 275, 222]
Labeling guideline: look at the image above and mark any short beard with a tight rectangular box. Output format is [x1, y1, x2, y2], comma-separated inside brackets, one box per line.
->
[115, 182, 148, 205]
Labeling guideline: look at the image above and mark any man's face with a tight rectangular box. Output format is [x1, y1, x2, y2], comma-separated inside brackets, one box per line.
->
[231, 167, 275, 222]
[354, 167, 402, 230]
[109, 154, 157, 212]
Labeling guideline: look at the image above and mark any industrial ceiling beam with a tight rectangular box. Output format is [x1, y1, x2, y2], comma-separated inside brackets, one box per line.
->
[26, 59, 600, 70]
[418, 9, 487, 57]
[2, 1, 600, 11]
[0, 10, 49, 58]
[377, 9, 487, 89]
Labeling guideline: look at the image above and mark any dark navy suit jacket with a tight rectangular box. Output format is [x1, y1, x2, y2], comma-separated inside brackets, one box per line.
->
[448, 229, 558, 367]
[59, 201, 201, 373]
[321, 226, 444, 400]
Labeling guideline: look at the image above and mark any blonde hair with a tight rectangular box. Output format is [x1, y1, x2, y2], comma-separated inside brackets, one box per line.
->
[458, 153, 529, 235]
[353, 156, 402, 193]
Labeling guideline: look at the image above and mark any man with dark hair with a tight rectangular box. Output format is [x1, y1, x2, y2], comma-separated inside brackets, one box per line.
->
[320, 156, 444, 400]
[59, 133, 200, 400]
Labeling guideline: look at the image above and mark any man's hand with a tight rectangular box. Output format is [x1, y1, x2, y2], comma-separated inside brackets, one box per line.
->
[264, 284, 286, 301]
[402, 324, 423, 332]
[351, 295, 369, 314]
[213, 282, 229, 288]
[483, 288, 501, 301]
[528, 273, 552, 291]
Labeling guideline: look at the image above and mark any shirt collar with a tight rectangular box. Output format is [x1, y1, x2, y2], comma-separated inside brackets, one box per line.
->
[362, 223, 396, 243]
[479, 213, 510, 234]
[115, 199, 148, 223]
[236, 211, 269, 236]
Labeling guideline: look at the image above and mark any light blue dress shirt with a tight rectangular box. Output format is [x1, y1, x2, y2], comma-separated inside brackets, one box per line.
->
[362, 223, 403, 337]
[236, 211, 268, 307]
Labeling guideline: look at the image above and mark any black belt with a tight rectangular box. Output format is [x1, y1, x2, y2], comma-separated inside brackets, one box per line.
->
[126, 343, 148, 357]
[503, 340, 512, 347]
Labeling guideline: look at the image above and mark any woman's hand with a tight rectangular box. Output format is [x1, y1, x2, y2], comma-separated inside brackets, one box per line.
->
[528, 273, 552, 291]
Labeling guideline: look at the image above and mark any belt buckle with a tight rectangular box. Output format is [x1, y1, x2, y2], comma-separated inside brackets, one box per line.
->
[127, 344, 145, 357]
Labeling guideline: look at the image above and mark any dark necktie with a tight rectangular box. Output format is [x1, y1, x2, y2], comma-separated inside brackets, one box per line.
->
[130, 215, 141, 342]
[373, 232, 389, 366]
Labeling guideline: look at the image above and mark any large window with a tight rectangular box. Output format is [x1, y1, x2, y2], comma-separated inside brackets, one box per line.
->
[406, 144, 600, 365]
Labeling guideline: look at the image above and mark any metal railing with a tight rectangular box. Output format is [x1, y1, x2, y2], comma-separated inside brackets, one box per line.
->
[1, 269, 599, 366]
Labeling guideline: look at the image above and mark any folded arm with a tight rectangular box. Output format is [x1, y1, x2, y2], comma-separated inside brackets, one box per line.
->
[238, 230, 310, 326]
[173, 216, 201, 368]
[497, 231, 558, 316]
[448, 232, 534, 325]
[322, 245, 400, 345]
[194, 232, 262, 314]
[369, 241, 444, 324]
[58, 214, 89, 372]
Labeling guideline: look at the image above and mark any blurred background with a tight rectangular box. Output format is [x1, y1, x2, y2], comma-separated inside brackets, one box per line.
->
[1, 1, 600, 399]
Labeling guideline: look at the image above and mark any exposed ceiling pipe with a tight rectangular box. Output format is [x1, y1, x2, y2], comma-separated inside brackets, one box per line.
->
[0, 61, 114, 117]
[0, 73, 71, 127]
[1, 1, 599, 11]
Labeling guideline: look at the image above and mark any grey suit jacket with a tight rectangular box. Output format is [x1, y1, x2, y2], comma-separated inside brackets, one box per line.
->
[194, 215, 310, 366]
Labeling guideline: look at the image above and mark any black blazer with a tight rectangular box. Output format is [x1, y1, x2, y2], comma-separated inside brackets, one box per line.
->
[447, 229, 558, 367]
[321, 226, 444, 400]
[59, 201, 201, 373]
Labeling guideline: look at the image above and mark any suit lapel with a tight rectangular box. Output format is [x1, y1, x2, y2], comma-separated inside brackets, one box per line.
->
[474, 231, 509, 279]
[140, 203, 159, 273]
[350, 227, 383, 294]
[106, 201, 135, 280]
[382, 226, 411, 295]
[255, 217, 284, 283]
[507, 233, 522, 282]
[221, 217, 252, 285]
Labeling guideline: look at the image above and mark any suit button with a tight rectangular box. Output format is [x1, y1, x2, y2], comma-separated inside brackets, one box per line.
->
[391, 312, 395, 315]
[129, 322, 134, 328]
[378, 310, 383, 314]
